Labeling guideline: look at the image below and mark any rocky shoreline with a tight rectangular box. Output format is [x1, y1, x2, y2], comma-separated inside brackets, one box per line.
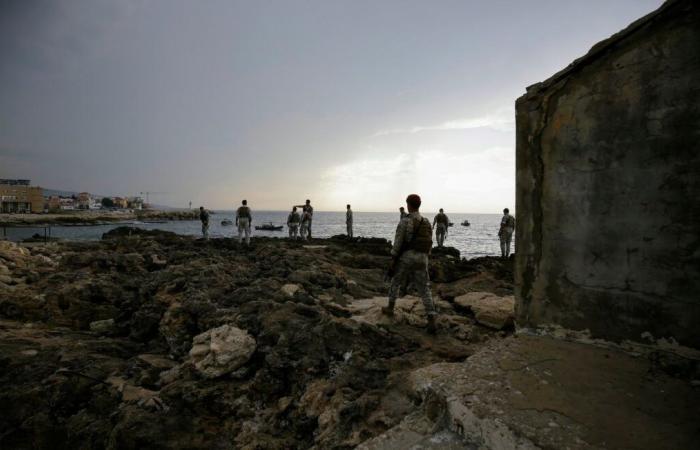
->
[0, 210, 198, 227]
[0, 228, 514, 449]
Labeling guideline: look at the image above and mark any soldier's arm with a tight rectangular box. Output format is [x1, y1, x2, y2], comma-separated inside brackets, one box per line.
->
[391, 220, 407, 257]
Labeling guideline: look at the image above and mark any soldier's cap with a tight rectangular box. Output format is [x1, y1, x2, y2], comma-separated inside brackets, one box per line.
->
[406, 194, 421, 209]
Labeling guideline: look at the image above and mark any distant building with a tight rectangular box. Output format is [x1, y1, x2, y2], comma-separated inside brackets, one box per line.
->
[48, 196, 61, 212]
[128, 197, 144, 210]
[89, 199, 102, 210]
[77, 192, 91, 210]
[112, 197, 128, 209]
[59, 198, 75, 210]
[0, 179, 31, 186]
[0, 179, 44, 213]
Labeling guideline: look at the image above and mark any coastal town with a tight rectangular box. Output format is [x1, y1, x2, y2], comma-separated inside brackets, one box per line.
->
[0, 178, 146, 214]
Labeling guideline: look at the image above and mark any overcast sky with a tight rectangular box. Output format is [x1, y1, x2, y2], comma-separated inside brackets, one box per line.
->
[0, 0, 661, 212]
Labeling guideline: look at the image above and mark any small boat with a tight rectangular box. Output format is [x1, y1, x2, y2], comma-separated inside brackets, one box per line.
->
[448, 222, 454, 227]
[255, 222, 284, 231]
[221, 219, 233, 226]
[461, 220, 470, 227]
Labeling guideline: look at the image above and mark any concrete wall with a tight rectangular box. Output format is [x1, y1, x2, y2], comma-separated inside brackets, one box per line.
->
[515, 0, 700, 348]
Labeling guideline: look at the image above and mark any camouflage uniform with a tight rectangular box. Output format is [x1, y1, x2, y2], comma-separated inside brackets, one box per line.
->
[433, 212, 449, 247]
[200, 209, 210, 239]
[387, 212, 436, 317]
[346, 208, 353, 238]
[287, 211, 300, 239]
[236, 206, 252, 245]
[499, 213, 515, 257]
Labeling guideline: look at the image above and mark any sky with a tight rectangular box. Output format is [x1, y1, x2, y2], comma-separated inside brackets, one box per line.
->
[0, 0, 661, 212]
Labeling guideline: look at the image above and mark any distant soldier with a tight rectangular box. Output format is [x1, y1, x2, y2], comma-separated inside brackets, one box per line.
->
[236, 199, 252, 246]
[346, 204, 353, 238]
[432, 208, 449, 248]
[399, 206, 408, 220]
[300, 208, 312, 241]
[498, 207, 515, 258]
[199, 206, 210, 239]
[287, 206, 301, 239]
[384, 194, 437, 334]
[294, 199, 314, 239]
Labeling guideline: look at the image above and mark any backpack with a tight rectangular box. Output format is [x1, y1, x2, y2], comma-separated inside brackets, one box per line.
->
[407, 217, 433, 254]
[238, 206, 250, 219]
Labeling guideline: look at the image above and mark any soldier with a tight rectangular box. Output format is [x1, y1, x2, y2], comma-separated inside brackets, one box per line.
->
[236, 199, 252, 246]
[383, 194, 437, 334]
[287, 206, 301, 239]
[199, 206, 210, 240]
[346, 204, 353, 238]
[294, 199, 314, 239]
[399, 206, 408, 219]
[432, 208, 449, 247]
[498, 207, 515, 258]
[299, 208, 312, 241]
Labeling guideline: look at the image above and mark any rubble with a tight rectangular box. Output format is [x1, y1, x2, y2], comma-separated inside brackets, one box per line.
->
[0, 231, 512, 449]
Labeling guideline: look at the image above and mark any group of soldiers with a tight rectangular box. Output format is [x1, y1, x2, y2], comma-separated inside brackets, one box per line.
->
[198, 200, 515, 258]
[198, 196, 514, 334]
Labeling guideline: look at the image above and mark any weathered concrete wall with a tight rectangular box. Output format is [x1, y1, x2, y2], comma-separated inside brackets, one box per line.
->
[515, 0, 700, 348]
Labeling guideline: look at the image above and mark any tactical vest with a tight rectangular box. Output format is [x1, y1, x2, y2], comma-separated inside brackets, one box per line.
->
[288, 213, 300, 224]
[435, 213, 448, 225]
[238, 206, 251, 219]
[503, 215, 515, 228]
[407, 217, 433, 254]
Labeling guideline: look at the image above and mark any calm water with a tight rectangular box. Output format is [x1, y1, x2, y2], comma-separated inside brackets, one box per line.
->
[4, 211, 511, 258]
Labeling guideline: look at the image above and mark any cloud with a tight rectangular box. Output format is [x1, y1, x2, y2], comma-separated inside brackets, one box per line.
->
[372, 108, 514, 137]
[318, 147, 514, 212]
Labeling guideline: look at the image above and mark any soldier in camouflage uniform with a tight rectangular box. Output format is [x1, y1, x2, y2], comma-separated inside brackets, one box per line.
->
[498, 207, 515, 258]
[384, 194, 437, 333]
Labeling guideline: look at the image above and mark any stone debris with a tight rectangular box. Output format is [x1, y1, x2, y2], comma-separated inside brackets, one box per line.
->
[454, 291, 515, 329]
[188, 324, 256, 379]
[0, 230, 513, 449]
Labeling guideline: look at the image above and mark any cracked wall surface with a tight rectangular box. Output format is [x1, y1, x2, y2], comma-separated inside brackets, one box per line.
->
[514, 0, 700, 348]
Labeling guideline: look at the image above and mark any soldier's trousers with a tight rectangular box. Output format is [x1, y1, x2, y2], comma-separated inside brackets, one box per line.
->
[201, 223, 209, 239]
[388, 250, 436, 317]
[288, 224, 299, 239]
[238, 218, 251, 245]
[300, 222, 310, 240]
[500, 233, 512, 257]
[346, 222, 353, 238]
[435, 224, 446, 247]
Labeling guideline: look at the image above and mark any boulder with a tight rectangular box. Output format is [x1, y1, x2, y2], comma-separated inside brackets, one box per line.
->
[454, 292, 514, 329]
[280, 283, 301, 297]
[188, 324, 256, 379]
[89, 318, 116, 334]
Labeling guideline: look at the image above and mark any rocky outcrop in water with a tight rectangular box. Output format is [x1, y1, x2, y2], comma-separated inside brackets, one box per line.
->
[0, 230, 513, 449]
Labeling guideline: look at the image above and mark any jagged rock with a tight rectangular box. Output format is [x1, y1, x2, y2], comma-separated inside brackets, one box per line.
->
[280, 283, 301, 297]
[454, 292, 514, 329]
[188, 324, 256, 379]
[89, 318, 115, 334]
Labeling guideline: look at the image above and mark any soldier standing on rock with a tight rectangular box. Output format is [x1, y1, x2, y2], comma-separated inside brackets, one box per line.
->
[399, 206, 408, 220]
[498, 207, 515, 258]
[300, 208, 312, 241]
[294, 200, 314, 239]
[432, 208, 449, 248]
[199, 206, 210, 240]
[346, 204, 353, 238]
[287, 206, 301, 239]
[236, 200, 252, 246]
[384, 194, 437, 334]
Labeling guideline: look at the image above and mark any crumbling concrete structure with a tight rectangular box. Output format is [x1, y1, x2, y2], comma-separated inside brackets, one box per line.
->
[515, 0, 700, 348]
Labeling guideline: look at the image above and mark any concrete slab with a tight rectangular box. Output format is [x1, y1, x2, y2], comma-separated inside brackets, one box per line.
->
[407, 335, 700, 449]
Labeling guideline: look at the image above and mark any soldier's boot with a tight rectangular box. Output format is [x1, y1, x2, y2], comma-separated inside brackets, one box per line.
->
[426, 315, 437, 335]
[381, 306, 395, 317]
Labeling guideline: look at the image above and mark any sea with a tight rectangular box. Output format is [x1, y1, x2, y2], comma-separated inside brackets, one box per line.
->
[3, 211, 511, 258]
